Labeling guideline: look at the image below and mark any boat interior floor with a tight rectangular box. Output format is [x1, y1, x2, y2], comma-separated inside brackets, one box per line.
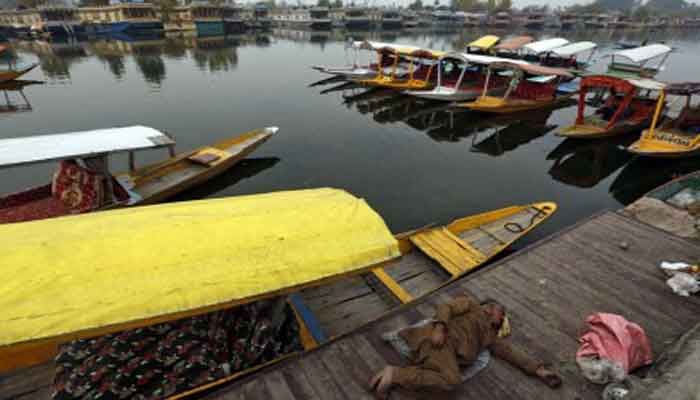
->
[298, 206, 544, 339]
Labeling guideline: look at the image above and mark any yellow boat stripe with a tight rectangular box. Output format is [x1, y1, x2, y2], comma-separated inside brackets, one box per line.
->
[410, 228, 486, 276]
[371, 268, 413, 303]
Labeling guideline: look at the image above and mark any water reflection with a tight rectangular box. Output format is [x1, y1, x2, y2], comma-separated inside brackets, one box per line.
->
[11, 33, 271, 85]
[14, 39, 88, 81]
[0, 80, 40, 116]
[470, 110, 560, 156]
[170, 157, 280, 201]
[547, 137, 635, 188]
[611, 157, 700, 205]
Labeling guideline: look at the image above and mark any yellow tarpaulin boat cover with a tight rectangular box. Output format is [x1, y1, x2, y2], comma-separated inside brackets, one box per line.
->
[0, 188, 400, 351]
[468, 35, 500, 51]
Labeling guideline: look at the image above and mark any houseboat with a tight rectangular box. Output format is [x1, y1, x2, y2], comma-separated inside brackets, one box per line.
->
[344, 8, 371, 30]
[380, 9, 402, 29]
[222, 4, 245, 34]
[249, 2, 272, 30]
[33, 6, 84, 38]
[431, 6, 459, 27]
[583, 14, 611, 29]
[185, 3, 225, 36]
[0, 9, 39, 38]
[464, 12, 486, 27]
[401, 10, 419, 28]
[523, 12, 546, 29]
[560, 13, 579, 30]
[78, 3, 162, 35]
[273, 7, 332, 30]
[489, 11, 512, 28]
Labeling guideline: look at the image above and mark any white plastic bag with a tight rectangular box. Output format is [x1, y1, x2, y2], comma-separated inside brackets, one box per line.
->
[666, 272, 700, 297]
[576, 355, 627, 385]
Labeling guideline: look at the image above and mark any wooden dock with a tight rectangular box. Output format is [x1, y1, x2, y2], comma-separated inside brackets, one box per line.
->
[196, 211, 700, 400]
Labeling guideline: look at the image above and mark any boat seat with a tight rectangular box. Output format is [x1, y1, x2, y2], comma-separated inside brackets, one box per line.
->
[187, 147, 230, 167]
[0, 185, 71, 224]
[410, 227, 487, 277]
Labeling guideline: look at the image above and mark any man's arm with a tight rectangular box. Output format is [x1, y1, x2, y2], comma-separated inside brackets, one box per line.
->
[434, 294, 478, 326]
[490, 340, 562, 388]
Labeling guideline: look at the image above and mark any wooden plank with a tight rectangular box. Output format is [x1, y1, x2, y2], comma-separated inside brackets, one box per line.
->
[371, 269, 413, 303]
[262, 372, 296, 400]
[410, 228, 486, 276]
[0, 362, 53, 400]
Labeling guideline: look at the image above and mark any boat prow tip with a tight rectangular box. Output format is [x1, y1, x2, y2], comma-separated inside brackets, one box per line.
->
[265, 126, 280, 135]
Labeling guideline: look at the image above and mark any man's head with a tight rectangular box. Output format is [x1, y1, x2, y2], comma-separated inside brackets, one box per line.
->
[481, 298, 506, 329]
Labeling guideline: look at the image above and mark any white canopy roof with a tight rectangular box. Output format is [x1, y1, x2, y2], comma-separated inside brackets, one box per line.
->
[0, 126, 175, 168]
[523, 38, 570, 55]
[442, 52, 529, 65]
[614, 44, 672, 63]
[628, 78, 666, 91]
[551, 41, 597, 57]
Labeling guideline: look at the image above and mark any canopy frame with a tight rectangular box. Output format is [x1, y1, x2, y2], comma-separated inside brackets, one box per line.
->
[0, 126, 177, 170]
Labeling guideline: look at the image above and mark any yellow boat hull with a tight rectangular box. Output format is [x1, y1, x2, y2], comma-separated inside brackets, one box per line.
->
[459, 95, 570, 114]
[0, 64, 38, 83]
[558, 121, 649, 139]
[125, 127, 277, 205]
[357, 76, 433, 91]
[627, 129, 700, 158]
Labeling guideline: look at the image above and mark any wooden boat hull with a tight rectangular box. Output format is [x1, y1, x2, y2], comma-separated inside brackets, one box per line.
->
[125, 127, 278, 205]
[358, 76, 434, 91]
[627, 130, 700, 158]
[169, 201, 557, 398]
[459, 95, 573, 114]
[0, 128, 278, 224]
[0, 63, 38, 83]
[558, 120, 649, 139]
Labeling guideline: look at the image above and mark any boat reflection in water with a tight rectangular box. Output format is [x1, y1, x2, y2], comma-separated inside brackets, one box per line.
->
[470, 109, 560, 156]
[170, 157, 281, 202]
[329, 84, 567, 149]
[547, 136, 634, 188]
[0, 79, 39, 115]
[610, 156, 700, 205]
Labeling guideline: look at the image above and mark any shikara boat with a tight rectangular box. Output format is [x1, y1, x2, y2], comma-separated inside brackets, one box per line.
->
[558, 75, 665, 139]
[608, 44, 672, 78]
[356, 44, 445, 90]
[0, 125, 278, 223]
[628, 82, 700, 158]
[0, 44, 38, 83]
[465, 34, 500, 54]
[456, 62, 575, 114]
[492, 35, 534, 59]
[542, 41, 597, 70]
[311, 40, 387, 80]
[0, 188, 557, 399]
[406, 53, 529, 102]
[521, 37, 569, 62]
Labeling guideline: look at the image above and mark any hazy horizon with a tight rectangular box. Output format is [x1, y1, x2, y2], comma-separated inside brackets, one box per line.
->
[245, 0, 700, 7]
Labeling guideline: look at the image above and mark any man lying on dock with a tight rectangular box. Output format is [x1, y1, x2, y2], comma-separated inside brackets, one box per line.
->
[369, 293, 562, 398]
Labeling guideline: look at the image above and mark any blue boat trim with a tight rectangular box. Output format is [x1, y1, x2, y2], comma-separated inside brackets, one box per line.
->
[288, 293, 328, 344]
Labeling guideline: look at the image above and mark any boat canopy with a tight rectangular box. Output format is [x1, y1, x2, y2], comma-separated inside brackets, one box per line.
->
[467, 35, 500, 51]
[0, 126, 175, 169]
[490, 61, 574, 78]
[523, 38, 570, 55]
[627, 78, 666, 91]
[550, 41, 597, 57]
[441, 52, 529, 65]
[0, 188, 400, 371]
[665, 82, 700, 96]
[494, 36, 534, 51]
[353, 40, 423, 55]
[613, 44, 672, 64]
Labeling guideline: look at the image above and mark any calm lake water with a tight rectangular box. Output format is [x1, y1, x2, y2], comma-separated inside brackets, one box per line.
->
[3, 28, 700, 245]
